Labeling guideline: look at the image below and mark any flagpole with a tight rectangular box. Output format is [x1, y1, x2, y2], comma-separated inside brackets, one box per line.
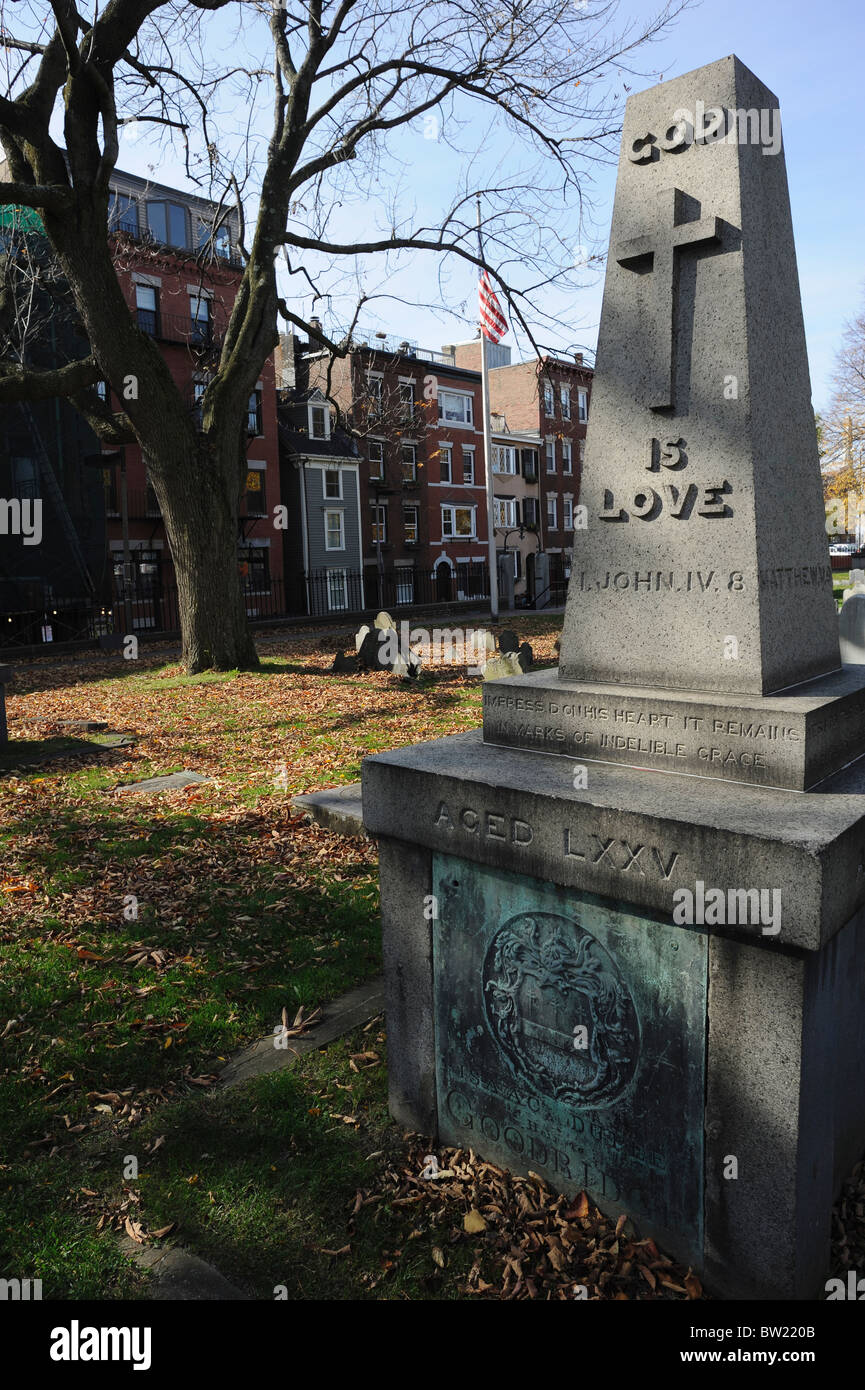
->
[477, 197, 500, 624]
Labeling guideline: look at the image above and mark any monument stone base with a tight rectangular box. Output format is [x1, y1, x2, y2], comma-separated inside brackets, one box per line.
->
[362, 729, 865, 1299]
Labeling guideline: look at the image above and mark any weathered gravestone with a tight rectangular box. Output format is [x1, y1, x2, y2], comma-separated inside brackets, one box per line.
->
[363, 56, 865, 1301]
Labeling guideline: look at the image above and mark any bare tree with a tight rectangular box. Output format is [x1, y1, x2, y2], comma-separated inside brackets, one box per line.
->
[0, 0, 687, 671]
[821, 297, 865, 469]
[819, 296, 865, 538]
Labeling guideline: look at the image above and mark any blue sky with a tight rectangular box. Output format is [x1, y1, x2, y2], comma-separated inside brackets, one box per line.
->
[111, 0, 864, 409]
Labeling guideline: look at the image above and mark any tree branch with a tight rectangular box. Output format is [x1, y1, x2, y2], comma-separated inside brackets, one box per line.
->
[0, 353, 100, 405]
[0, 181, 70, 213]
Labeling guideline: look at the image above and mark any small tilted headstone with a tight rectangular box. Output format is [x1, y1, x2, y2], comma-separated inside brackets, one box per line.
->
[517, 642, 533, 672]
[842, 570, 865, 604]
[482, 652, 524, 681]
[840, 593, 865, 664]
[332, 651, 356, 673]
[374, 611, 396, 631]
[498, 629, 520, 654]
[357, 628, 391, 671]
[354, 624, 370, 652]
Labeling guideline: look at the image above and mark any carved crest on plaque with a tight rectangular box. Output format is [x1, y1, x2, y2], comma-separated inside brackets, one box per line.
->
[483, 912, 640, 1106]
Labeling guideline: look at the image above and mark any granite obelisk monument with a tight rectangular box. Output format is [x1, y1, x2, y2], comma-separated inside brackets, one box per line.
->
[363, 56, 865, 1300]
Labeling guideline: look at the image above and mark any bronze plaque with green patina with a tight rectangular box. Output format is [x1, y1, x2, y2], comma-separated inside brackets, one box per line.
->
[433, 854, 707, 1261]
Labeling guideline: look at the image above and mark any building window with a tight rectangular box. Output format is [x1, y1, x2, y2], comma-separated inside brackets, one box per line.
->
[135, 283, 158, 335]
[145, 471, 160, 517]
[189, 293, 211, 345]
[367, 374, 383, 418]
[96, 380, 109, 403]
[457, 558, 487, 599]
[324, 468, 342, 499]
[438, 389, 473, 425]
[197, 217, 231, 261]
[401, 444, 417, 482]
[462, 447, 475, 484]
[523, 496, 539, 528]
[238, 544, 270, 589]
[191, 379, 207, 429]
[371, 503, 387, 544]
[327, 569, 348, 611]
[562, 440, 572, 474]
[502, 549, 520, 580]
[404, 506, 419, 543]
[247, 389, 263, 436]
[441, 504, 476, 538]
[439, 444, 452, 482]
[245, 466, 266, 515]
[560, 386, 571, 419]
[396, 568, 415, 605]
[309, 401, 330, 439]
[521, 449, 538, 480]
[147, 200, 187, 248]
[109, 192, 138, 237]
[11, 456, 37, 500]
[325, 509, 345, 550]
[564, 496, 574, 530]
[578, 388, 588, 422]
[543, 381, 554, 415]
[546, 439, 556, 473]
[492, 444, 516, 474]
[493, 497, 517, 527]
[367, 442, 383, 480]
[547, 494, 558, 528]
[398, 380, 415, 420]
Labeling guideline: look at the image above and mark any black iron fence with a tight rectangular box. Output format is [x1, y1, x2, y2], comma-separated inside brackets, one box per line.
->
[0, 566, 496, 650]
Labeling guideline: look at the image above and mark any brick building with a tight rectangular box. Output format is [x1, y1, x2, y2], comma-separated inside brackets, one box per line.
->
[299, 334, 490, 604]
[453, 341, 593, 589]
[489, 417, 542, 603]
[102, 169, 280, 625]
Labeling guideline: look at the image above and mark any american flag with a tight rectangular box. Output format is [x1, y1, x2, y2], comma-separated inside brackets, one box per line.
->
[479, 269, 508, 344]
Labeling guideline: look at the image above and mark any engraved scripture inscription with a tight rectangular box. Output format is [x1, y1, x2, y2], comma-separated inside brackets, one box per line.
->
[483, 913, 640, 1106]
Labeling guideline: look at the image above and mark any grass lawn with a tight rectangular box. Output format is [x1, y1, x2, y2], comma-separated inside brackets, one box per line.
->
[0, 618, 570, 1299]
[5, 618, 858, 1301]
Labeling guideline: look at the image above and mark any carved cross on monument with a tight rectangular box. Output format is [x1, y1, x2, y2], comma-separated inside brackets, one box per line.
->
[616, 186, 724, 411]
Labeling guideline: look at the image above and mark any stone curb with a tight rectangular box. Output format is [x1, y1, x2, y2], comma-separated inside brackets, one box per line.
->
[114, 973, 385, 1299]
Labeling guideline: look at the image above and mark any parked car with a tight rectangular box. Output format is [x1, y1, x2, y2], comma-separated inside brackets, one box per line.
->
[829, 543, 858, 556]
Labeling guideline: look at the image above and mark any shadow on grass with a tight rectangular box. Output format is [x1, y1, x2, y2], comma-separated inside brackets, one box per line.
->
[0, 1032, 469, 1301]
[0, 798, 381, 1158]
[0, 736, 137, 779]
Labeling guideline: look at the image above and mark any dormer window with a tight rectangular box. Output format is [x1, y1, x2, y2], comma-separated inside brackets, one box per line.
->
[109, 192, 138, 237]
[309, 401, 331, 440]
[147, 200, 187, 248]
[197, 217, 232, 261]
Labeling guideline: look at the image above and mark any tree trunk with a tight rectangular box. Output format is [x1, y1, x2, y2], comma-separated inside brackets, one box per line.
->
[152, 439, 260, 674]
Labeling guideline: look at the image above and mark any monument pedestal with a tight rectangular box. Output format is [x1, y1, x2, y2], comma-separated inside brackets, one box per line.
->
[363, 731, 865, 1299]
